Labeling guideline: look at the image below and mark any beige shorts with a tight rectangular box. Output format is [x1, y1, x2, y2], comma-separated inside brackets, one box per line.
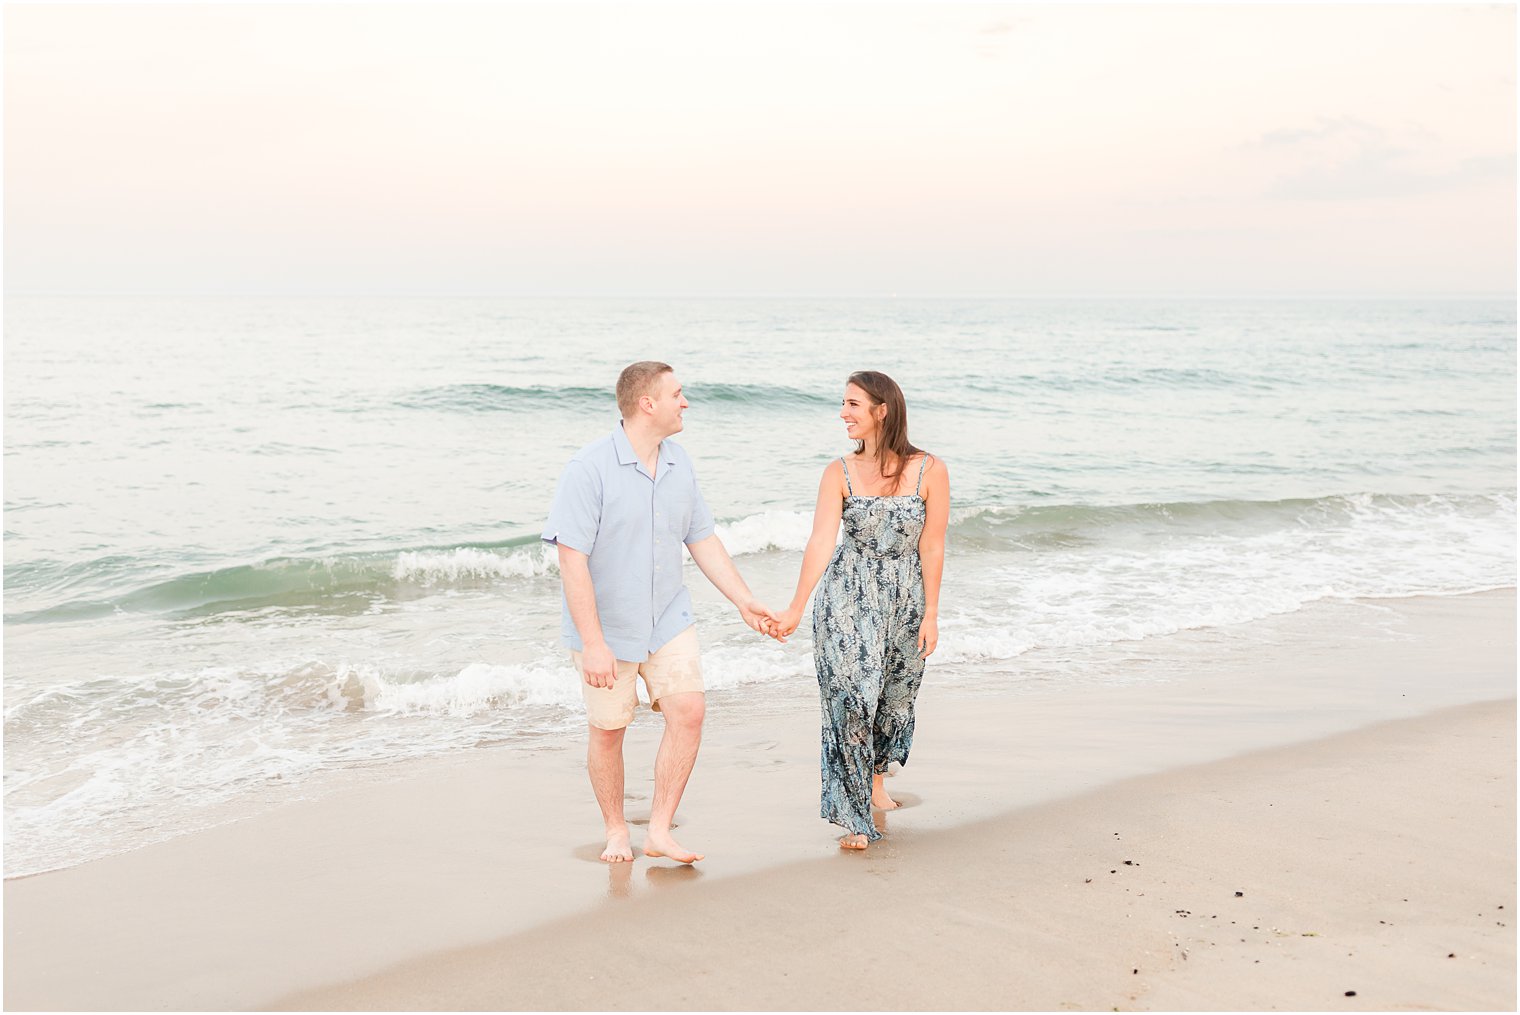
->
[571, 626, 704, 731]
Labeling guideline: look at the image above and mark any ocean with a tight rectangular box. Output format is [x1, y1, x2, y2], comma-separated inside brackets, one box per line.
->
[4, 295, 1515, 877]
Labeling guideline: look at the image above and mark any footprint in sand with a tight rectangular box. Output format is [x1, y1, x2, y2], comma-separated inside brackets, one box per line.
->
[876, 791, 923, 810]
[734, 740, 785, 766]
[646, 864, 703, 886]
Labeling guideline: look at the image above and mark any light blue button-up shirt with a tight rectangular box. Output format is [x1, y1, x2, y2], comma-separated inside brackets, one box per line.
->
[542, 423, 716, 661]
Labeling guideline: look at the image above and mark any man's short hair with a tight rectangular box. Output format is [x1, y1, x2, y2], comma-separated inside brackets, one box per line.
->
[616, 361, 673, 418]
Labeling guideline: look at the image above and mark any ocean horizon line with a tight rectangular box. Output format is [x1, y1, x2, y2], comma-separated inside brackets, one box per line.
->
[5, 290, 1515, 302]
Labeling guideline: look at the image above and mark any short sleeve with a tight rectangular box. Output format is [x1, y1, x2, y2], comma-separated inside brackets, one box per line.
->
[543, 460, 600, 554]
[683, 471, 716, 544]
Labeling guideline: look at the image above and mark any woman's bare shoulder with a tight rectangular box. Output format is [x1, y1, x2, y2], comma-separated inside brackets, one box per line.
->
[919, 453, 949, 495]
[917, 451, 946, 474]
[819, 457, 847, 488]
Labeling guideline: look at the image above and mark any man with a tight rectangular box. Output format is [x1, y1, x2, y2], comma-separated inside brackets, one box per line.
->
[543, 361, 777, 864]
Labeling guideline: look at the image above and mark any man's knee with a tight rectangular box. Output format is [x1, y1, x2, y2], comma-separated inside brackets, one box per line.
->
[658, 691, 705, 730]
[588, 724, 627, 752]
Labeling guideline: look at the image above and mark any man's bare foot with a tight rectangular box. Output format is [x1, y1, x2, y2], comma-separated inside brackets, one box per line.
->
[839, 833, 869, 850]
[871, 773, 900, 811]
[600, 827, 634, 863]
[643, 829, 703, 864]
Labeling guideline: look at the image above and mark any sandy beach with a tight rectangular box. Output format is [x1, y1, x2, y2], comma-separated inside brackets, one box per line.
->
[271, 698, 1515, 1013]
[5, 590, 1514, 1011]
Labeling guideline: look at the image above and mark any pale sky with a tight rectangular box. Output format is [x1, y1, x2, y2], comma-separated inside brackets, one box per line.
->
[5, 3, 1515, 296]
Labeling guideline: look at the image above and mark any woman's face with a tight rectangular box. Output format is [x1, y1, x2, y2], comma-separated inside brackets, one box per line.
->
[840, 383, 884, 442]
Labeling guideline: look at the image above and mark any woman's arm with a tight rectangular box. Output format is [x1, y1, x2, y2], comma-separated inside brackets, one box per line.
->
[916, 456, 950, 657]
[776, 461, 847, 638]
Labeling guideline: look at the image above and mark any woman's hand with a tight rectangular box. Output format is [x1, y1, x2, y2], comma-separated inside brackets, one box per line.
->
[917, 614, 938, 658]
[775, 605, 805, 640]
[738, 599, 781, 640]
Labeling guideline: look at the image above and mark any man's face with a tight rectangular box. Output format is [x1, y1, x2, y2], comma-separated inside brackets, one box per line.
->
[648, 371, 687, 436]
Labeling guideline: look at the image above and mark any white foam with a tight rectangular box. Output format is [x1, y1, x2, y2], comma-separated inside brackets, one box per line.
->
[936, 491, 1515, 665]
[4, 662, 338, 876]
[713, 510, 813, 555]
[392, 545, 556, 583]
[356, 660, 582, 715]
[700, 643, 814, 690]
[2, 653, 592, 876]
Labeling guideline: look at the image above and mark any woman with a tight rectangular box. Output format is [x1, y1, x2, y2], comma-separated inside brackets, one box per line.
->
[774, 371, 949, 849]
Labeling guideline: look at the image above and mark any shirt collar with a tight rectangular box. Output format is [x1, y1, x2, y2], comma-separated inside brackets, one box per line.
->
[613, 422, 677, 468]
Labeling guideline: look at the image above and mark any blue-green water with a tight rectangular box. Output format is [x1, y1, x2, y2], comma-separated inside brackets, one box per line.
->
[4, 296, 1515, 875]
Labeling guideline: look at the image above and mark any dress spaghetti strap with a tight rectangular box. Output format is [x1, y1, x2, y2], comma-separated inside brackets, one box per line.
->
[914, 454, 931, 496]
[841, 457, 855, 496]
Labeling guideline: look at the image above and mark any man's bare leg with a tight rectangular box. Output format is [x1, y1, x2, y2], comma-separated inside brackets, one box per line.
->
[587, 725, 633, 862]
[644, 691, 705, 863]
[871, 771, 900, 810]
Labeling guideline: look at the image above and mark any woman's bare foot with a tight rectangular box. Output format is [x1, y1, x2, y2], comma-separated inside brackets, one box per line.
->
[871, 773, 900, 811]
[838, 833, 869, 850]
[643, 829, 703, 864]
[600, 826, 634, 863]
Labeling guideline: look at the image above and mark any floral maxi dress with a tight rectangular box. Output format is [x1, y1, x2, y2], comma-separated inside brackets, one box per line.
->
[811, 455, 929, 841]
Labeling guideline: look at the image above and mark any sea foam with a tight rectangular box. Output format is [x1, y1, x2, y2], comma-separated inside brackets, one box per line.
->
[392, 545, 557, 583]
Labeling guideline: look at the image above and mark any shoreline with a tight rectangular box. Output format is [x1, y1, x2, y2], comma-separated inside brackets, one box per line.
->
[4, 589, 1514, 1010]
[8, 585, 1513, 885]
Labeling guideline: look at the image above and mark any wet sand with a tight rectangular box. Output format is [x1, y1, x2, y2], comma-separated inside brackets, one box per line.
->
[4, 590, 1514, 1011]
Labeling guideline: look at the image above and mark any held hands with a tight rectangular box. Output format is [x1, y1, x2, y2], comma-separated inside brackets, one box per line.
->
[738, 599, 787, 643]
[737, 600, 932, 654]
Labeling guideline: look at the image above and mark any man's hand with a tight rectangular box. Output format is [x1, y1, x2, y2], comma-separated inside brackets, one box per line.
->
[580, 640, 618, 689]
[739, 600, 784, 642]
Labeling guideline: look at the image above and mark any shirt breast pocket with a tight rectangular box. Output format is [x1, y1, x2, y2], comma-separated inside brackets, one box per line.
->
[657, 486, 692, 541]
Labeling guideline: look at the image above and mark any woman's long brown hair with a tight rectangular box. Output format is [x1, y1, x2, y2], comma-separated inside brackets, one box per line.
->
[847, 370, 923, 493]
